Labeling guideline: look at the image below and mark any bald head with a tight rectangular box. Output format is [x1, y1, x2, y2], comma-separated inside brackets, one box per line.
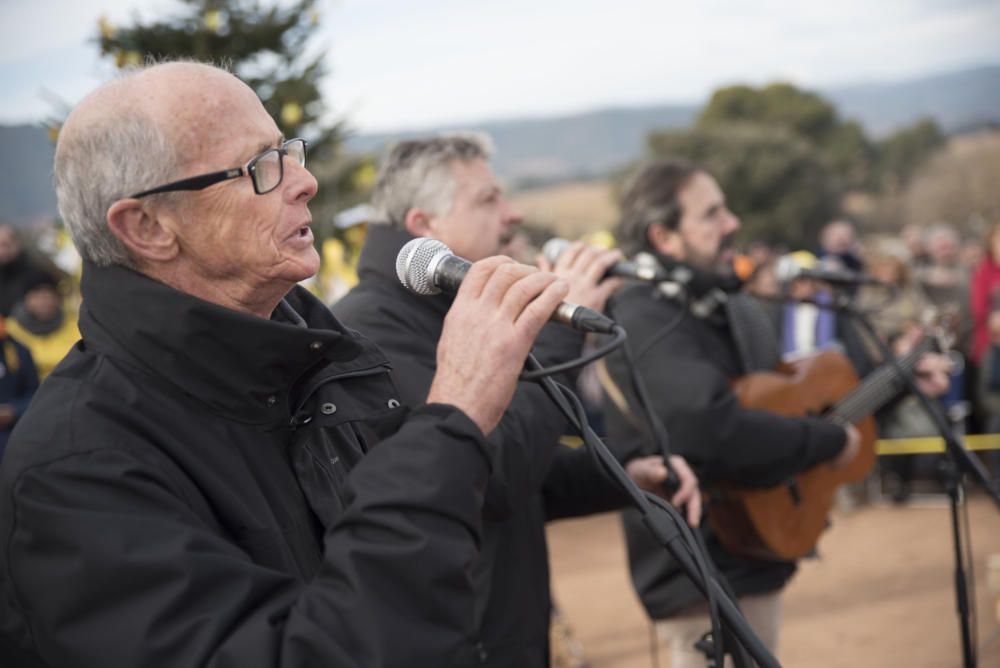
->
[63, 63, 258, 161]
[55, 62, 264, 267]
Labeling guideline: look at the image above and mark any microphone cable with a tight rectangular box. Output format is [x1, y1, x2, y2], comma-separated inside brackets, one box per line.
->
[524, 349, 762, 668]
[519, 325, 627, 381]
[605, 284, 757, 666]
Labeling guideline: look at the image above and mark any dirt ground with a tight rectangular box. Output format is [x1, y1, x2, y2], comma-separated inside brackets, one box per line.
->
[547, 492, 1000, 667]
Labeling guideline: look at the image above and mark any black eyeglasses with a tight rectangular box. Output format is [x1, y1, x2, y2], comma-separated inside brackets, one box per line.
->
[130, 138, 308, 199]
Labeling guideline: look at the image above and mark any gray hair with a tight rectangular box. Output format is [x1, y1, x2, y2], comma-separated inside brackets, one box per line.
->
[371, 132, 494, 228]
[54, 67, 184, 268]
[924, 222, 959, 246]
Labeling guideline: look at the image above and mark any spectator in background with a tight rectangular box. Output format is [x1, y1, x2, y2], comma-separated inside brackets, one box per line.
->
[975, 307, 1000, 477]
[745, 240, 775, 270]
[971, 224, 1000, 447]
[919, 224, 971, 320]
[856, 250, 941, 502]
[917, 224, 973, 422]
[961, 237, 985, 275]
[970, 223, 1000, 370]
[744, 257, 781, 300]
[818, 220, 864, 273]
[769, 251, 872, 372]
[0, 223, 53, 317]
[6, 274, 80, 380]
[901, 224, 931, 268]
[857, 250, 933, 348]
[0, 316, 39, 460]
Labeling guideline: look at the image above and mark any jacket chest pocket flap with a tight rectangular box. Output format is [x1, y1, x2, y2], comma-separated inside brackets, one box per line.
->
[304, 368, 406, 435]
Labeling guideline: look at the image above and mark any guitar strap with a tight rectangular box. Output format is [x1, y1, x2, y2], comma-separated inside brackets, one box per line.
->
[724, 293, 781, 374]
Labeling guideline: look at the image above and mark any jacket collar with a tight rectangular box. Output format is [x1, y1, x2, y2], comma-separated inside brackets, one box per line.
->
[79, 262, 387, 426]
[356, 224, 453, 319]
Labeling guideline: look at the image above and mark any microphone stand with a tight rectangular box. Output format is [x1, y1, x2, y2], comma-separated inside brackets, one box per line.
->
[827, 290, 1000, 668]
[525, 351, 780, 668]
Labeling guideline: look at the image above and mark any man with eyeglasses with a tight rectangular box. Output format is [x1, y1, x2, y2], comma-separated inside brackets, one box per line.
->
[0, 61, 573, 667]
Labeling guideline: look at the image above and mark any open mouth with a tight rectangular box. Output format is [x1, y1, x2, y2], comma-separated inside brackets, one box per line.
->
[297, 225, 310, 238]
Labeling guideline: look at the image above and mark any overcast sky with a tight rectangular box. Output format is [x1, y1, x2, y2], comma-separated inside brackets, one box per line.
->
[1, 0, 998, 133]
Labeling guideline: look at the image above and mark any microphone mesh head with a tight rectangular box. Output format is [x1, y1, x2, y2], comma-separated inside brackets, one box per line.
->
[396, 237, 451, 295]
[542, 238, 570, 265]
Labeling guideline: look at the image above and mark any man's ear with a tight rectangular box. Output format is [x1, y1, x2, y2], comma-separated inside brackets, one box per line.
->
[647, 223, 682, 259]
[106, 199, 180, 264]
[403, 208, 434, 238]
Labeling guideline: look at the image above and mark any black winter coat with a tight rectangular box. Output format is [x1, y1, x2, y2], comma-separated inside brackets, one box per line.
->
[602, 278, 848, 619]
[333, 225, 629, 667]
[0, 262, 496, 667]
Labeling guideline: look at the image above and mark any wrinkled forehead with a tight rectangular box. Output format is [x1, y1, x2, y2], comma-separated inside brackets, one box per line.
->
[63, 64, 276, 171]
[160, 74, 275, 167]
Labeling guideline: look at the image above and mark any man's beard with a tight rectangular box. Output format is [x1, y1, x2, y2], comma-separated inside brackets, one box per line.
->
[682, 232, 737, 277]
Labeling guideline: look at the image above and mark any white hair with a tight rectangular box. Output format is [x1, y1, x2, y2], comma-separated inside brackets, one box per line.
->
[371, 132, 494, 228]
[54, 66, 185, 268]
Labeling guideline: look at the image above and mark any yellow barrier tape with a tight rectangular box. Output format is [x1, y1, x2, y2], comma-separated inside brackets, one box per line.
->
[561, 434, 1000, 455]
[876, 434, 1000, 455]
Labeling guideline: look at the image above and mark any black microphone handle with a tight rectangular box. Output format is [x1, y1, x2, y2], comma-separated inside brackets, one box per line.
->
[428, 254, 471, 294]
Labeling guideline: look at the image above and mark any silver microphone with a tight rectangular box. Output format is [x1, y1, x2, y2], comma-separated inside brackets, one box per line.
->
[396, 237, 617, 334]
[774, 256, 884, 286]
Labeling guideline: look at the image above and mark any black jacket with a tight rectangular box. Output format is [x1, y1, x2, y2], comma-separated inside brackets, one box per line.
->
[0, 262, 497, 667]
[602, 274, 848, 619]
[333, 225, 629, 667]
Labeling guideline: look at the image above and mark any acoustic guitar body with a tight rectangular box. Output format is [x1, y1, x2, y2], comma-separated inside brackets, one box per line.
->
[708, 350, 877, 561]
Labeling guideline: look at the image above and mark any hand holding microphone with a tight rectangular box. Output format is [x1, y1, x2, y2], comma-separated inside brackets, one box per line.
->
[542, 238, 676, 282]
[397, 238, 619, 434]
[423, 255, 569, 435]
[536, 240, 625, 315]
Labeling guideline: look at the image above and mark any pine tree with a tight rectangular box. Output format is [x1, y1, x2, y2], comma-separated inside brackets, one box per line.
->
[96, 0, 374, 243]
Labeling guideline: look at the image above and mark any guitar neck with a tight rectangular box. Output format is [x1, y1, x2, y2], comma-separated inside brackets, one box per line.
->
[829, 339, 933, 425]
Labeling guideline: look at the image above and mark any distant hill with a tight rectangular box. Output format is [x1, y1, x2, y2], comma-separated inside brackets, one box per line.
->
[346, 104, 698, 187]
[347, 63, 1000, 186]
[0, 124, 57, 227]
[828, 64, 1000, 136]
[5, 63, 1000, 226]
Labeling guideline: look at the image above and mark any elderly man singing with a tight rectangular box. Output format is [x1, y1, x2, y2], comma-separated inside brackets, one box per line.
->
[0, 62, 573, 667]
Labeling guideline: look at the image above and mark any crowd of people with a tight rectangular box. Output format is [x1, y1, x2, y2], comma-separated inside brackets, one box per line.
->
[740, 219, 998, 501]
[0, 223, 80, 458]
[0, 60, 994, 668]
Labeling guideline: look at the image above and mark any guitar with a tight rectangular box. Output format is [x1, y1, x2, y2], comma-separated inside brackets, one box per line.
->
[707, 334, 940, 561]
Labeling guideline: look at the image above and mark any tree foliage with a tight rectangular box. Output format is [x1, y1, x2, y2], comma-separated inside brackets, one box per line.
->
[638, 81, 955, 247]
[647, 123, 838, 248]
[875, 117, 945, 192]
[100, 0, 335, 151]
[901, 130, 1000, 231]
[96, 0, 373, 235]
[698, 83, 873, 190]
